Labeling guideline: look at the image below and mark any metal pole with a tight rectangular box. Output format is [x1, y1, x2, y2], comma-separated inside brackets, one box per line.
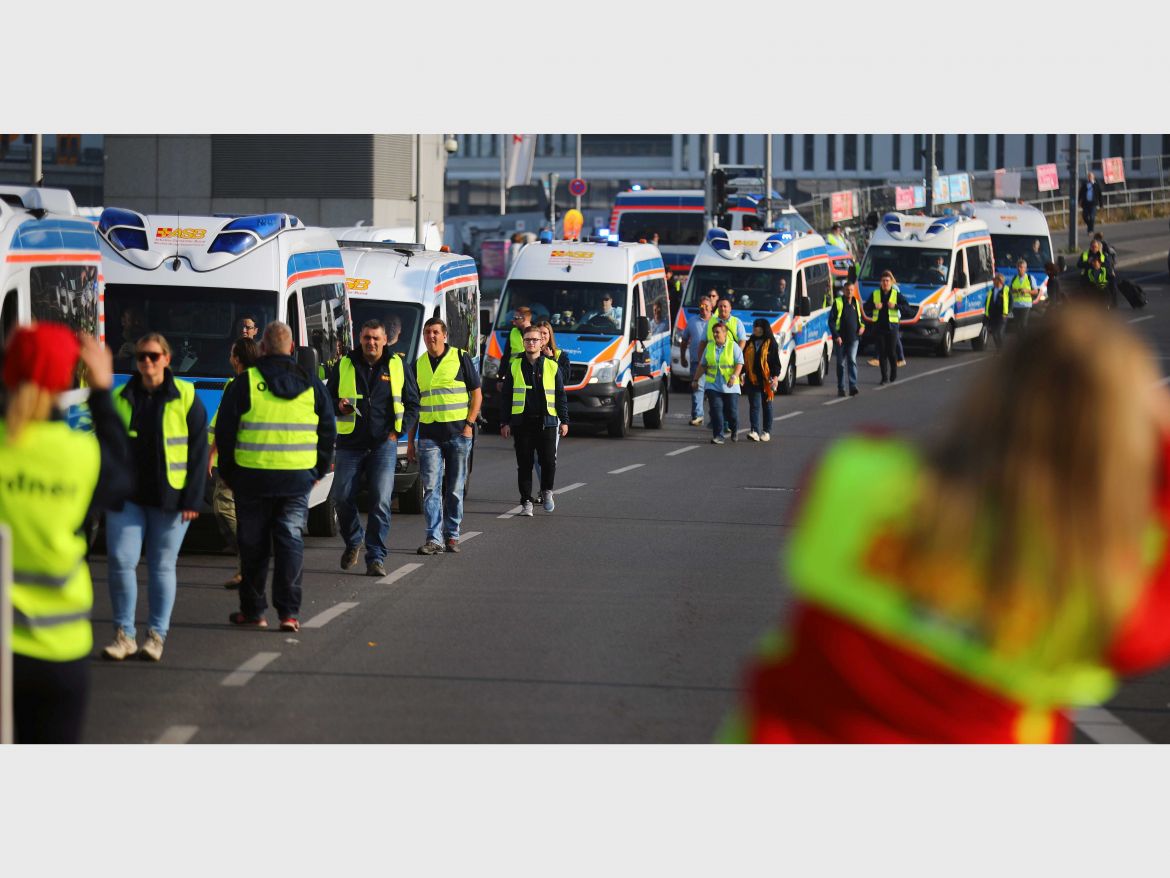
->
[548, 172, 559, 234]
[575, 134, 582, 213]
[1068, 134, 1079, 254]
[414, 134, 423, 246]
[499, 134, 506, 216]
[925, 133, 936, 215]
[764, 133, 773, 227]
[705, 134, 715, 221]
[31, 133, 42, 186]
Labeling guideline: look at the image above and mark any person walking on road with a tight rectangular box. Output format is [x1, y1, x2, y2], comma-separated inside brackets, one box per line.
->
[104, 332, 208, 663]
[679, 297, 713, 426]
[328, 319, 419, 578]
[1008, 258, 1037, 334]
[869, 271, 901, 385]
[720, 303, 1170, 743]
[214, 322, 336, 632]
[1044, 261, 1065, 308]
[408, 317, 482, 555]
[1078, 170, 1101, 234]
[1, 326, 131, 742]
[692, 321, 744, 444]
[1085, 253, 1118, 309]
[500, 324, 569, 516]
[986, 274, 1010, 350]
[831, 268, 865, 397]
[742, 318, 781, 442]
[209, 335, 259, 589]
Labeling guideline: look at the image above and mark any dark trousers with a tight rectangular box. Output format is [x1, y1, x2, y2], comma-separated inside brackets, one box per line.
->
[235, 492, 309, 620]
[13, 654, 89, 744]
[1083, 203, 1097, 234]
[515, 420, 556, 502]
[878, 329, 899, 382]
[988, 317, 1006, 350]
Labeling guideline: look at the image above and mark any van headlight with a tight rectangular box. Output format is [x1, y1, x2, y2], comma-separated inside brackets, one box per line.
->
[919, 304, 939, 321]
[590, 359, 620, 384]
[483, 355, 501, 378]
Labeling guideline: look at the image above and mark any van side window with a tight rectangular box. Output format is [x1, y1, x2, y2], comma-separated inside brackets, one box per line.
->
[642, 276, 670, 334]
[302, 281, 350, 369]
[285, 292, 301, 345]
[952, 249, 968, 287]
[445, 283, 478, 354]
[795, 270, 805, 301]
[966, 245, 992, 285]
[804, 261, 831, 308]
[0, 290, 17, 352]
[28, 265, 100, 336]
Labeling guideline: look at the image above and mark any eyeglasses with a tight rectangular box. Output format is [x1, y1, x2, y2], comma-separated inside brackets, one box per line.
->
[241, 324, 257, 331]
[523, 337, 544, 344]
[136, 351, 163, 363]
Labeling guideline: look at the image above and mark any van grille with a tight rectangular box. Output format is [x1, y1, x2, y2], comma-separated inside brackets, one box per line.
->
[569, 364, 588, 385]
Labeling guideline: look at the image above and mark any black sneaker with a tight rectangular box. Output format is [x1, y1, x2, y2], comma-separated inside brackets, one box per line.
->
[340, 545, 361, 570]
[849, 387, 859, 397]
[366, 560, 387, 577]
[837, 389, 846, 397]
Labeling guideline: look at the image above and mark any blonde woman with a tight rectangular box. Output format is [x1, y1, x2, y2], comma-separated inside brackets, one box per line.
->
[722, 304, 1170, 743]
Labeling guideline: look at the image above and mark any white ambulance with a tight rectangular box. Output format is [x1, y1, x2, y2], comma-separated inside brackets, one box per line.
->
[335, 239, 480, 512]
[671, 228, 834, 394]
[858, 212, 995, 356]
[482, 235, 670, 438]
[964, 200, 1053, 304]
[97, 209, 352, 535]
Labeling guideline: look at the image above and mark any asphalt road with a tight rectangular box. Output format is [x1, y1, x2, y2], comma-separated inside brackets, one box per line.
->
[81, 218, 1170, 743]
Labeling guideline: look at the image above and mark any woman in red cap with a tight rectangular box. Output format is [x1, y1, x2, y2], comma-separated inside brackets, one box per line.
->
[0, 324, 131, 743]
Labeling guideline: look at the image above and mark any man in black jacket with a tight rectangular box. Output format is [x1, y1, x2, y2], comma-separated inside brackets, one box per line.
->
[1078, 171, 1101, 234]
[832, 269, 865, 397]
[215, 322, 336, 631]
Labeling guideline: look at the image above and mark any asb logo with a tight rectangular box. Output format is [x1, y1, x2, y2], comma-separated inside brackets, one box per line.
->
[155, 227, 207, 240]
[346, 278, 371, 292]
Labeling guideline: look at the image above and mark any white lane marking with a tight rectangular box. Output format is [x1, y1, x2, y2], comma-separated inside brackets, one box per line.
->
[303, 601, 359, 629]
[666, 445, 700, 457]
[873, 357, 986, 390]
[774, 410, 804, 421]
[742, 486, 795, 492]
[1133, 272, 1166, 283]
[553, 482, 585, 495]
[154, 725, 199, 744]
[1128, 315, 1155, 324]
[823, 396, 851, 406]
[608, 464, 645, 474]
[1073, 708, 1150, 744]
[221, 652, 281, 688]
[458, 531, 482, 543]
[378, 562, 424, 585]
[498, 505, 524, 519]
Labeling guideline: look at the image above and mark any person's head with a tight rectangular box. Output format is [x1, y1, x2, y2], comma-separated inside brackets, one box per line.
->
[879, 270, 895, 291]
[423, 317, 448, 356]
[1045, 261, 1059, 277]
[383, 314, 402, 345]
[993, 272, 1006, 289]
[706, 289, 720, 308]
[697, 298, 712, 318]
[2, 322, 80, 441]
[717, 297, 733, 318]
[135, 332, 171, 388]
[1088, 171, 1096, 183]
[711, 321, 728, 345]
[238, 315, 259, 339]
[752, 318, 771, 338]
[512, 306, 532, 329]
[1089, 239, 1102, 254]
[936, 255, 945, 266]
[229, 336, 260, 375]
[120, 307, 144, 338]
[653, 301, 663, 318]
[665, 268, 674, 280]
[600, 293, 614, 312]
[1032, 239, 1042, 252]
[847, 265, 857, 285]
[901, 304, 1169, 665]
[1016, 259, 1028, 275]
[831, 223, 842, 234]
[259, 321, 294, 357]
[359, 319, 388, 364]
[1092, 232, 1105, 243]
[778, 277, 787, 290]
[521, 325, 544, 360]
[539, 321, 558, 354]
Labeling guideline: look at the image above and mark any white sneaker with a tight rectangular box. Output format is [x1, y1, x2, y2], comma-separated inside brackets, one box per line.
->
[542, 490, 555, 513]
[140, 629, 164, 662]
[747, 430, 760, 442]
[102, 627, 138, 661]
[689, 417, 703, 426]
[520, 501, 534, 517]
[761, 432, 771, 442]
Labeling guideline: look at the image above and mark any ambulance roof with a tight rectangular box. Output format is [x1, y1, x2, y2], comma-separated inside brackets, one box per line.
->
[339, 243, 477, 307]
[868, 212, 990, 248]
[964, 200, 1052, 237]
[0, 188, 98, 253]
[691, 228, 827, 269]
[507, 239, 664, 283]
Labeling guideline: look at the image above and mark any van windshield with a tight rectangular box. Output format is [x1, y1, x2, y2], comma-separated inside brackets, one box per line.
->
[990, 234, 1051, 272]
[682, 266, 793, 312]
[617, 212, 705, 246]
[349, 300, 425, 361]
[498, 279, 627, 336]
[860, 246, 951, 286]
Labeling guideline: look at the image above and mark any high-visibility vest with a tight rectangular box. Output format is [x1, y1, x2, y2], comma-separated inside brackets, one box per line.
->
[335, 354, 405, 435]
[826, 233, 847, 250]
[707, 314, 743, 343]
[986, 285, 1009, 318]
[417, 347, 470, 424]
[114, 377, 196, 490]
[704, 342, 737, 387]
[510, 356, 558, 417]
[235, 366, 319, 470]
[1010, 274, 1034, 308]
[0, 421, 101, 662]
[1087, 267, 1109, 290]
[832, 295, 863, 333]
[208, 374, 235, 468]
[508, 326, 525, 359]
[870, 287, 900, 327]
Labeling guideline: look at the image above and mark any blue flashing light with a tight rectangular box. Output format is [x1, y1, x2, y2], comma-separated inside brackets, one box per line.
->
[607, 234, 619, 246]
[223, 213, 284, 239]
[98, 207, 144, 235]
[538, 229, 554, 244]
[706, 228, 729, 242]
[208, 232, 258, 256]
[759, 232, 792, 253]
[630, 184, 642, 191]
[109, 227, 148, 252]
[598, 227, 610, 238]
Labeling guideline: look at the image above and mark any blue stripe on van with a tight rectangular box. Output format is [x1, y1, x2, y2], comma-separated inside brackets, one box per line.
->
[10, 218, 100, 251]
[287, 250, 344, 277]
[435, 258, 478, 284]
[633, 256, 665, 275]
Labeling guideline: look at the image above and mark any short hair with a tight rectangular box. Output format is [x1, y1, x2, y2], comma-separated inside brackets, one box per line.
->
[1017, 258, 1029, 267]
[717, 296, 733, 305]
[424, 316, 447, 334]
[706, 288, 719, 297]
[360, 319, 387, 336]
[601, 293, 613, 300]
[231, 336, 260, 368]
[136, 332, 171, 358]
[384, 313, 402, 331]
[261, 321, 294, 355]
[993, 273, 1007, 285]
[1044, 261, 1059, 275]
[522, 326, 544, 339]
[514, 306, 532, 318]
[879, 270, 895, 281]
[711, 320, 728, 336]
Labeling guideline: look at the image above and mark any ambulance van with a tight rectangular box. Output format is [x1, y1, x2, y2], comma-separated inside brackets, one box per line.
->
[964, 200, 1053, 306]
[482, 236, 670, 438]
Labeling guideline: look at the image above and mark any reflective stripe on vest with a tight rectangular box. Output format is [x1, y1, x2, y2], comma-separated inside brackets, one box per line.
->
[706, 314, 742, 343]
[509, 326, 525, 358]
[336, 355, 405, 435]
[1088, 267, 1108, 289]
[417, 347, 470, 424]
[510, 356, 558, 416]
[0, 420, 100, 662]
[1010, 274, 1034, 307]
[870, 287, 900, 325]
[786, 435, 1119, 708]
[704, 342, 736, 386]
[235, 366, 319, 469]
[114, 377, 196, 490]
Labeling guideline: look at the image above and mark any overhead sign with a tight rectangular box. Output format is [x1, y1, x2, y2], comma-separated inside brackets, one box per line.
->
[1036, 163, 1060, 192]
[1102, 156, 1126, 185]
[830, 190, 854, 222]
[932, 175, 950, 205]
[948, 173, 971, 202]
[895, 186, 916, 211]
[994, 169, 1022, 199]
[568, 178, 588, 198]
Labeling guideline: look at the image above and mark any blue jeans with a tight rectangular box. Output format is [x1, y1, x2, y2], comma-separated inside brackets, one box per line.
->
[330, 443, 396, 564]
[691, 383, 705, 420]
[106, 501, 191, 640]
[235, 492, 309, 620]
[835, 338, 859, 391]
[419, 434, 472, 544]
[746, 387, 773, 434]
[705, 389, 738, 438]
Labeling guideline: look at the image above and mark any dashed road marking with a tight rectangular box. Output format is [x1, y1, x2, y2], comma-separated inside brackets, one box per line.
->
[553, 482, 585, 495]
[823, 396, 851, 406]
[458, 531, 483, 543]
[498, 505, 524, 520]
[303, 601, 359, 629]
[1074, 708, 1150, 744]
[608, 464, 645, 474]
[774, 410, 804, 421]
[666, 445, 700, 457]
[378, 562, 424, 585]
[221, 652, 280, 688]
[154, 725, 199, 744]
[873, 357, 986, 390]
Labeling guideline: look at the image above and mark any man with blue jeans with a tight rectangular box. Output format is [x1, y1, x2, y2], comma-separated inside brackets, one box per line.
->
[408, 317, 482, 555]
[678, 296, 713, 426]
[691, 321, 744, 445]
[328, 319, 419, 577]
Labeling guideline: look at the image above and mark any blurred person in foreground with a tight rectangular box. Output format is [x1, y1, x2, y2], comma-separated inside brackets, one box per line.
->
[1, 325, 131, 743]
[719, 303, 1170, 743]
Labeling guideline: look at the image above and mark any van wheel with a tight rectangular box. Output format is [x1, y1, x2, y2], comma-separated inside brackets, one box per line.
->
[643, 381, 667, 429]
[936, 322, 954, 358]
[608, 390, 633, 438]
[398, 474, 423, 514]
[971, 322, 988, 352]
[777, 354, 797, 395]
[807, 348, 828, 386]
[307, 495, 339, 537]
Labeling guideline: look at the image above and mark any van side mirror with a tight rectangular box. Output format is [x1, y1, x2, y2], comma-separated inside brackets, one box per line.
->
[1057, 255, 1067, 273]
[295, 345, 320, 379]
[635, 315, 651, 341]
[798, 296, 812, 317]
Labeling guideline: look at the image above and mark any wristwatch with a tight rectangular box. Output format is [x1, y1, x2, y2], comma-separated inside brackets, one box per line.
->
[465, 420, 476, 428]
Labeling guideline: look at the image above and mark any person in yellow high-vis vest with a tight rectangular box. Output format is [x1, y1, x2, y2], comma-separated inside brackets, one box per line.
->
[327, 318, 419, 578]
[691, 321, 744, 444]
[407, 317, 483, 555]
[214, 322, 336, 631]
[104, 332, 208, 664]
[1, 324, 132, 742]
[1008, 258, 1037, 333]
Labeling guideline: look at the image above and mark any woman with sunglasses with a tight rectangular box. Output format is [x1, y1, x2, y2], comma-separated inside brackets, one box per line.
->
[104, 333, 208, 662]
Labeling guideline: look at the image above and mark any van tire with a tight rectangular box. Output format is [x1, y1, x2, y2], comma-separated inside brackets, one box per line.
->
[936, 322, 954, 358]
[608, 390, 633, 438]
[643, 381, 667, 429]
[971, 322, 988, 352]
[777, 354, 797, 396]
[807, 348, 828, 386]
[398, 474, 423, 514]
[307, 495, 339, 537]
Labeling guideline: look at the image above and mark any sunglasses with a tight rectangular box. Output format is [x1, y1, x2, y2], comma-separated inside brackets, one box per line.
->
[241, 324, 257, 331]
[136, 351, 164, 363]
